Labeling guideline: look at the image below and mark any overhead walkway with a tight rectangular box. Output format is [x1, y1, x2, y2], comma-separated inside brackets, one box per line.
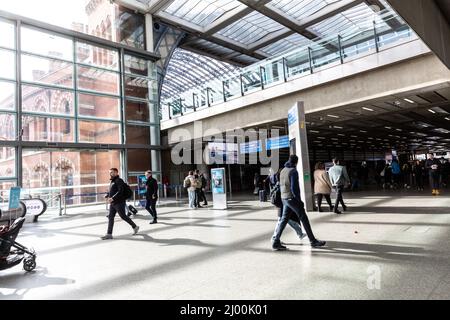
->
[159, 10, 450, 143]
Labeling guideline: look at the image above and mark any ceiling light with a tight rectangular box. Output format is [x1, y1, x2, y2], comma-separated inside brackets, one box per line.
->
[360, 130, 367, 133]
[333, 126, 343, 129]
[428, 109, 436, 114]
[404, 98, 415, 104]
[309, 130, 320, 133]
[385, 126, 392, 129]
[327, 115, 340, 118]
[445, 117, 450, 121]
[362, 107, 374, 112]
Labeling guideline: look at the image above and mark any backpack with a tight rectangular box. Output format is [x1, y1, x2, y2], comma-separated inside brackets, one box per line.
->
[269, 183, 282, 208]
[123, 183, 133, 200]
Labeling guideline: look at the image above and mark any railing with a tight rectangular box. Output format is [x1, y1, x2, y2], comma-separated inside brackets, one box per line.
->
[161, 10, 416, 121]
[0, 182, 187, 219]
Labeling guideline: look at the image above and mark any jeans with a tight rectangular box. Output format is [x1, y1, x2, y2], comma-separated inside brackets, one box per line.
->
[333, 186, 346, 211]
[188, 190, 196, 208]
[272, 198, 316, 245]
[107, 202, 137, 235]
[145, 197, 157, 220]
[429, 172, 440, 189]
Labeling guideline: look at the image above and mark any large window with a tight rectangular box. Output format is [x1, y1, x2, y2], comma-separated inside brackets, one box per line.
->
[1, 1, 146, 50]
[0, 13, 158, 201]
[22, 149, 121, 204]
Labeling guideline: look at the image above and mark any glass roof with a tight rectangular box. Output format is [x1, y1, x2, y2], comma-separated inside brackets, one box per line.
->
[217, 10, 288, 45]
[118, 0, 405, 107]
[164, 0, 245, 27]
[161, 48, 239, 102]
[267, 0, 342, 21]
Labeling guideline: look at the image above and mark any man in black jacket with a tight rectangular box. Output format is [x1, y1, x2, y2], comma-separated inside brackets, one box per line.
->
[101, 168, 139, 240]
[145, 170, 158, 224]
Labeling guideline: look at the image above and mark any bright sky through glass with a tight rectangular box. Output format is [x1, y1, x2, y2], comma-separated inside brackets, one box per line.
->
[1, 0, 87, 28]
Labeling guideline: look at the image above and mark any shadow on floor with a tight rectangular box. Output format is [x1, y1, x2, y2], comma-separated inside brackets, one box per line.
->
[345, 207, 450, 214]
[0, 267, 75, 300]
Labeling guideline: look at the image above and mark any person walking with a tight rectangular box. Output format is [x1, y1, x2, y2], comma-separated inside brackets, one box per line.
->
[145, 170, 158, 224]
[328, 158, 350, 214]
[425, 154, 441, 195]
[101, 168, 139, 240]
[272, 155, 326, 251]
[269, 168, 307, 243]
[313, 162, 334, 212]
[184, 171, 200, 209]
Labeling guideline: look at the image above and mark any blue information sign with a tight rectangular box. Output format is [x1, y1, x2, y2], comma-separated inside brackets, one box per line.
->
[266, 135, 290, 151]
[239, 140, 262, 154]
[9, 187, 21, 210]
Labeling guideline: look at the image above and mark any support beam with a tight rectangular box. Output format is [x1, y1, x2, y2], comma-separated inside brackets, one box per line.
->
[204, 5, 254, 36]
[248, 0, 364, 51]
[155, 11, 267, 60]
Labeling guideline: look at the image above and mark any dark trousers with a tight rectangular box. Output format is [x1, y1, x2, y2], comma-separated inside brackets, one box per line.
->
[195, 189, 201, 207]
[107, 202, 136, 235]
[429, 172, 440, 189]
[333, 186, 346, 211]
[198, 189, 207, 205]
[145, 198, 157, 220]
[316, 194, 333, 209]
[273, 198, 316, 244]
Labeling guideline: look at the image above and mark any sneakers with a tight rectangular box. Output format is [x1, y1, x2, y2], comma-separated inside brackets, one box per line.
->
[311, 239, 326, 248]
[272, 244, 287, 251]
[133, 226, 140, 235]
[149, 220, 157, 224]
[101, 234, 113, 240]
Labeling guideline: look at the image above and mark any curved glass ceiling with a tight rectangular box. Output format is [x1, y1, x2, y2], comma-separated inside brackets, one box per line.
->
[124, 0, 404, 105]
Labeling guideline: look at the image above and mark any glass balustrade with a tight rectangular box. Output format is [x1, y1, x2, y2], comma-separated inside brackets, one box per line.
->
[161, 10, 414, 120]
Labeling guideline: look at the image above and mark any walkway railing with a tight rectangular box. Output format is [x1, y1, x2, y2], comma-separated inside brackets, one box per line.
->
[161, 10, 415, 121]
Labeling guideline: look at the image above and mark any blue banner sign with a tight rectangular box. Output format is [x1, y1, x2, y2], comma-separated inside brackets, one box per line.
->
[239, 140, 262, 154]
[266, 135, 290, 151]
[9, 187, 21, 210]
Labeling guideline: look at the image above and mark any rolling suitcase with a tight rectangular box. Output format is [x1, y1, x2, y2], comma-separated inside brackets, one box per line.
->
[259, 190, 267, 202]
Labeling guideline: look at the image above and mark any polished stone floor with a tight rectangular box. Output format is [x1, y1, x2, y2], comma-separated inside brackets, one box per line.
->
[1, 190, 449, 300]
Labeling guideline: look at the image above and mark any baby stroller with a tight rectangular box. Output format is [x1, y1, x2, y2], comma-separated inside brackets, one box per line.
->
[0, 215, 37, 272]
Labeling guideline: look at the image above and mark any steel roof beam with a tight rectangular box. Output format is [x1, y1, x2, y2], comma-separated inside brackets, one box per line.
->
[247, 0, 364, 51]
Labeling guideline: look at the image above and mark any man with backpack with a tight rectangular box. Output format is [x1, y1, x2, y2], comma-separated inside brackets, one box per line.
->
[101, 168, 139, 240]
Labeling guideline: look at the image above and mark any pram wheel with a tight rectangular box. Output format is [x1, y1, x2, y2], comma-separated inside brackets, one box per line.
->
[23, 257, 36, 272]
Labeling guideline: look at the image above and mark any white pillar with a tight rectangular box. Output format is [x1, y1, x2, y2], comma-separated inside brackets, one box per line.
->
[288, 102, 313, 212]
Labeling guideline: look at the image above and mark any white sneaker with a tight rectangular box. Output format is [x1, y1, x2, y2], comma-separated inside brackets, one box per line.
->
[133, 226, 139, 235]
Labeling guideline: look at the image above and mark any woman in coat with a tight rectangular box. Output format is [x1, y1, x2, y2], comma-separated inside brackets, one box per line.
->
[314, 162, 334, 212]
